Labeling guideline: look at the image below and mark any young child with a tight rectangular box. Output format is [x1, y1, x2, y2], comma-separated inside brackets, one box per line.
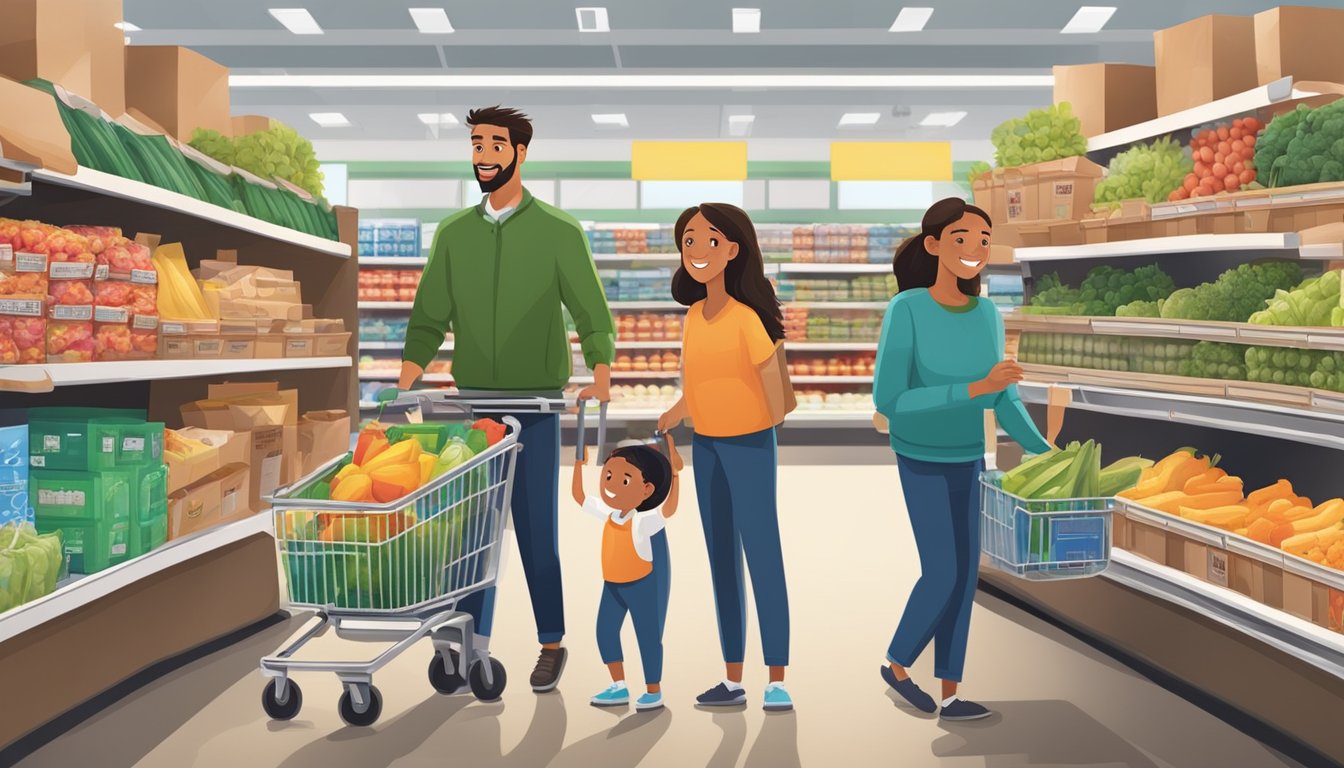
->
[572, 433, 681, 711]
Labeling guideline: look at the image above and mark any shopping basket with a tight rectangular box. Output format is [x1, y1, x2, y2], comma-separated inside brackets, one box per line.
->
[979, 470, 1113, 580]
[258, 392, 563, 727]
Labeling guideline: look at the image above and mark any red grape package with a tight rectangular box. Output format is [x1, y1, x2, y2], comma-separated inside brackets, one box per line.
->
[66, 225, 160, 361]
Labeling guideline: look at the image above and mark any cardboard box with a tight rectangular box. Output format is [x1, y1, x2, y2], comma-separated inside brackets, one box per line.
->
[85, 0, 125, 116]
[298, 410, 351, 478]
[1048, 220, 1084, 247]
[1127, 518, 1168, 565]
[1283, 570, 1315, 623]
[192, 334, 225, 359]
[1052, 63, 1157, 138]
[313, 332, 352, 357]
[180, 382, 300, 508]
[0, 0, 92, 103]
[164, 427, 248, 494]
[214, 463, 251, 524]
[124, 46, 231, 142]
[1080, 217, 1108, 244]
[1254, 6, 1344, 86]
[975, 158, 1104, 226]
[1155, 15, 1259, 116]
[231, 115, 271, 136]
[167, 477, 218, 540]
[0, 77, 78, 174]
[284, 335, 314, 358]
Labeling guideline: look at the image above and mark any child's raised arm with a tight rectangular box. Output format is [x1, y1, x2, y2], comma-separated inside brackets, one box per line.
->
[571, 447, 587, 506]
[663, 432, 681, 518]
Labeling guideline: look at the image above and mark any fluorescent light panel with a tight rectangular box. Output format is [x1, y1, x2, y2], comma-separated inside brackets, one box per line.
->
[269, 8, 323, 35]
[409, 8, 454, 33]
[591, 113, 628, 127]
[309, 112, 350, 127]
[920, 111, 967, 127]
[1061, 6, 1116, 34]
[728, 114, 755, 135]
[417, 113, 459, 125]
[733, 8, 761, 33]
[889, 7, 933, 32]
[113, 21, 140, 31]
[230, 74, 1054, 89]
[839, 112, 881, 127]
[576, 7, 610, 32]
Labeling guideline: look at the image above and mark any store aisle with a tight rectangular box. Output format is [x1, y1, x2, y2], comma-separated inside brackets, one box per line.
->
[19, 463, 1300, 768]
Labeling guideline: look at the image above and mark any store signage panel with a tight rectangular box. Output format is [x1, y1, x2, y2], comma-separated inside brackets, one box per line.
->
[631, 142, 748, 181]
[830, 142, 952, 181]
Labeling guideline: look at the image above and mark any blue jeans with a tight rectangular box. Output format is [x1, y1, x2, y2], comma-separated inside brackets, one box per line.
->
[693, 428, 789, 668]
[596, 533, 670, 684]
[458, 412, 564, 644]
[887, 455, 984, 682]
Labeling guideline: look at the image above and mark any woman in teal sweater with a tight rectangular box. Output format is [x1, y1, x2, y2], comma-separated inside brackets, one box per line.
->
[873, 197, 1051, 722]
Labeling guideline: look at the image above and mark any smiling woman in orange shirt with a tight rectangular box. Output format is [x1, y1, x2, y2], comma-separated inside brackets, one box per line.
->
[657, 202, 793, 713]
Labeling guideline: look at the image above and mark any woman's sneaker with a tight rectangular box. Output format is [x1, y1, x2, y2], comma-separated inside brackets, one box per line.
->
[591, 683, 630, 707]
[636, 692, 664, 711]
[940, 697, 992, 721]
[763, 683, 793, 712]
[695, 682, 747, 707]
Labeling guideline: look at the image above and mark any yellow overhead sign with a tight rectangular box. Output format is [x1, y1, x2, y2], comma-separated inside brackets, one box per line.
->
[830, 142, 953, 181]
[631, 141, 748, 181]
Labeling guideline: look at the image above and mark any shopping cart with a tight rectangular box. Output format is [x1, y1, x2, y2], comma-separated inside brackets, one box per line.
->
[258, 391, 564, 727]
[979, 470, 1114, 580]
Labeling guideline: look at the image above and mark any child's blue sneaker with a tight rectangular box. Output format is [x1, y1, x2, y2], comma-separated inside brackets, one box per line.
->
[763, 683, 793, 712]
[635, 692, 664, 711]
[591, 683, 630, 707]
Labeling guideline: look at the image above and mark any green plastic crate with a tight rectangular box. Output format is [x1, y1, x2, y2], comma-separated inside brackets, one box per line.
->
[27, 407, 146, 471]
[87, 420, 164, 471]
[31, 469, 133, 574]
[129, 465, 169, 558]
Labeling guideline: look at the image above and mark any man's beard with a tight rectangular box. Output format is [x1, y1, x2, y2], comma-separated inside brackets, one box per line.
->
[474, 158, 518, 193]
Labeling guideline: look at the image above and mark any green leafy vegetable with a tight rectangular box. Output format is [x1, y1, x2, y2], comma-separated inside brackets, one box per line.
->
[990, 103, 1088, 168]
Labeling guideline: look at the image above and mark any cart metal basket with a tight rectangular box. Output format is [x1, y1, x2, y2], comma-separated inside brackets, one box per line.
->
[258, 392, 562, 727]
[979, 470, 1114, 581]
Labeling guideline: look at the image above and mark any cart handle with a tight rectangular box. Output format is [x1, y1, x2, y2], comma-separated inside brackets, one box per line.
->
[574, 397, 609, 463]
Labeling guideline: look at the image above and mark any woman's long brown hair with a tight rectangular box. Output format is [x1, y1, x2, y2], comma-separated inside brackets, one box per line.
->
[893, 197, 992, 297]
[671, 203, 785, 342]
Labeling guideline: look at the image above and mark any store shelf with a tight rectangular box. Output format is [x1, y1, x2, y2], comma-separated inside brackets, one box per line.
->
[593, 254, 680, 264]
[1013, 233, 1311, 263]
[1085, 77, 1319, 155]
[791, 375, 873, 384]
[773, 263, 890, 274]
[29, 167, 351, 259]
[615, 340, 681, 349]
[3, 357, 352, 388]
[1104, 549, 1344, 679]
[359, 370, 450, 382]
[785, 301, 889, 310]
[360, 340, 686, 352]
[608, 301, 684, 310]
[1018, 379, 1344, 451]
[609, 371, 680, 379]
[0, 512, 272, 645]
[360, 257, 427, 267]
[359, 301, 414, 310]
[785, 342, 879, 351]
[1007, 313, 1344, 353]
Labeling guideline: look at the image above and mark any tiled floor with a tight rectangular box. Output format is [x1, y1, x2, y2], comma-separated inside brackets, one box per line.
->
[18, 464, 1300, 768]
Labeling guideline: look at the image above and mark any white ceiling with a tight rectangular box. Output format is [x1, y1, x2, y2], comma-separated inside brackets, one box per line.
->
[121, 0, 1336, 143]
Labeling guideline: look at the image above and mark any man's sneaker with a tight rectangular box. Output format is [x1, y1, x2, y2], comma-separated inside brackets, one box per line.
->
[881, 666, 937, 713]
[530, 647, 568, 692]
[763, 683, 793, 712]
[695, 682, 747, 707]
[590, 683, 629, 707]
[635, 692, 664, 711]
[940, 698, 992, 721]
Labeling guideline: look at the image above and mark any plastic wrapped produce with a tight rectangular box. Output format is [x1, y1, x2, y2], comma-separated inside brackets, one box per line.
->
[46, 319, 95, 363]
[0, 317, 45, 364]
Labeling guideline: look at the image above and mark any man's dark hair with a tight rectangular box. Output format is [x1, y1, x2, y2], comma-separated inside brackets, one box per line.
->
[466, 106, 534, 148]
[606, 444, 673, 512]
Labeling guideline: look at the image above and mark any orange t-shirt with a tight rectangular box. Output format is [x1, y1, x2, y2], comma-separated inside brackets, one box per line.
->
[682, 298, 777, 438]
[601, 516, 654, 584]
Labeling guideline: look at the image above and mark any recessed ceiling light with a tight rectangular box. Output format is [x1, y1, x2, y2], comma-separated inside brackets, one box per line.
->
[920, 111, 968, 127]
[269, 8, 323, 35]
[309, 112, 350, 127]
[839, 112, 881, 127]
[733, 8, 761, 34]
[417, 113, 459, 125]
[591, 113, 629, 127]
[728, 114, 755, 136]
[113, 21, 140, 31]
[728, 115, 755, 125]
[889, 7, 934, 32]
[576, 7, 610, 32]
[1061, 6, 1116, 34]
[232, 74, 1055, 89]
[409, 8, 454, 33]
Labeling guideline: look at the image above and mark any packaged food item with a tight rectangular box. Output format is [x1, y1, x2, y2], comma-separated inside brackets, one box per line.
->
[69, 228, 160, 361]
[46, 319, 95, 363]
[0, 317, 45, 364]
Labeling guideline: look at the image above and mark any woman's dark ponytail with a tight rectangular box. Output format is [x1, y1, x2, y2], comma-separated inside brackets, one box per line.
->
[893, 197, 991, 297]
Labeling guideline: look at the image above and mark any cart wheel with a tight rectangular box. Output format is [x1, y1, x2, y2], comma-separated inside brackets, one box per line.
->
[428, 650, 467, 695]
[338, 685, 383, 727]
[262, 679, 303, 721]
[469, 657, 507, 702]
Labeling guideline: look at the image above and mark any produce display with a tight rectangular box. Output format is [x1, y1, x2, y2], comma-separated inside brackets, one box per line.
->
[776, 275, 897, 302]
[1244, 346, 1344, 391]
[1255, 101, 1344, 188]
[0, 522, 64, 612]
[66, 226, 160, 361]
[783, 307, 882, 342]
[612, 352, 679, 373]
[788, 354, 875, 378]
[990, 103, 1088, 168]
[1171, 118, 1262, 201]
[1180, 342, 1247, 381]
[152, 244, 215, 322]
[191, 120, 325, 199]
[603, 269, 675, 301]
[359, 270, 421, 303]
[1019, 333, 1195, 375]
[1159, 261, 1302, 322]
[1094, 137, 1193, 205]
[1024, 265, 1175, 317]
[1249, 270, 1342, 328]
[612, 313, 683, 342]
[1001, 441, 1150, 500]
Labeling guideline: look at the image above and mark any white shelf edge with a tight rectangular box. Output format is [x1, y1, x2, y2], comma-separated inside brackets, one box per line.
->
[360, 341, 686, 351]
[7, 357, 353, 387]
[774, 263, 891, 274]
[30, 167, 351, 259]
[360, 257, 427, 267]
[785, 301, 889, 310]
[359, 301, 414, 310]
[1014, 233, 1299, 263]
[1085, 77, 1307, 153]
[607, 371, 680, 379]
[785, 342, 879, 351]
[607, 301, 684, 310]
[0, 512, 273, 644]
[791, 375, 873, 384]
